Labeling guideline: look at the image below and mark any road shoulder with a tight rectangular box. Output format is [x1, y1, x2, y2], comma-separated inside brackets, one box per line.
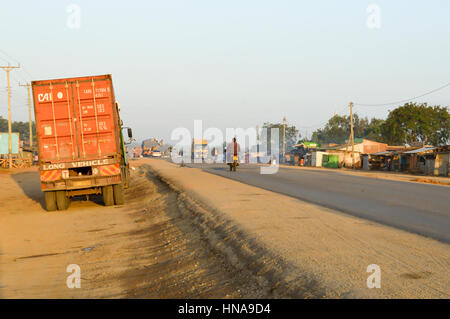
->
[144, 158, 450, 298]
[276, 164, 450, 186]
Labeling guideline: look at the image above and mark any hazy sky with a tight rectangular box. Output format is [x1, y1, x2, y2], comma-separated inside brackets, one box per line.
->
[0, 0, 449, 143]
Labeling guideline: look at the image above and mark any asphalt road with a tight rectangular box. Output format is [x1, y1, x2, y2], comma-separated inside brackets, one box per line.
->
[186, 163, 450, 243]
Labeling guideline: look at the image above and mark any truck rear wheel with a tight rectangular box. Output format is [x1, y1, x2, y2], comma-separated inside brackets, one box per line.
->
[113, 183, 125, 205]
[56, 191, 70, 210]
[44, 191, 57, 212]
[102, 185, 114, 206]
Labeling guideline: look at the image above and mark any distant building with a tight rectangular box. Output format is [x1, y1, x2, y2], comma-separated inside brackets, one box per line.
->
[310, 138, 388, 168]
[337, 138, 388, 154]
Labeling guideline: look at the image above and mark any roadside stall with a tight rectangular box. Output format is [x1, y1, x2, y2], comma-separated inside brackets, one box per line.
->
[402, 147, 437, 175]
[368, 151, 393, 171]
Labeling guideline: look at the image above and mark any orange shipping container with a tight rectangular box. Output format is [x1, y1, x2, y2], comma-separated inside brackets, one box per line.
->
[32, 74, 119, 162]
[32, 74, 131, 211]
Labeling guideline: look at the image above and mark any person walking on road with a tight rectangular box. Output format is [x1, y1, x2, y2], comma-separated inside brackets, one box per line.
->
[226, 138, 241, 171]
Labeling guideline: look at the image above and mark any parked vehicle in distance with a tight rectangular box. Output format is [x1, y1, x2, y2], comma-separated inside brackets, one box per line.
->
[142, 138, 161, 157]
[32, 74, 132, 211]
[152, 150, 161, 157]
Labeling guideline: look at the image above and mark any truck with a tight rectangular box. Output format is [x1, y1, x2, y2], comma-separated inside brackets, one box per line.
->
[31, 74, 132, 211]
[141, 138, 160, 157]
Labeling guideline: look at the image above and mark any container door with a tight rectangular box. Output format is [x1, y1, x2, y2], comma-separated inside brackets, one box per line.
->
[34, 82, 79, 161]
[71, 78, 117, 159]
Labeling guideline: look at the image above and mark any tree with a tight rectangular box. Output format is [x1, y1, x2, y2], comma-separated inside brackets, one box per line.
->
[313, 114, 350, 144]
[311, 114, 385, 145]
[363, 118, 385, 142]
[381, 103, 450, 146]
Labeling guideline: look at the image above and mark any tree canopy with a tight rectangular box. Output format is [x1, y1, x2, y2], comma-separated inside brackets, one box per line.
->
[381, 103, 449, 146]
[311, 103, 449, 146]
[311, 114, 385, 145]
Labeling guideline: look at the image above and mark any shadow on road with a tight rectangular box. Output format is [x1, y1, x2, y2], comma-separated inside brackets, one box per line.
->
[70, 194, 104, 206]
[11, 172, 45, 209]
[10, 172, 105, 210]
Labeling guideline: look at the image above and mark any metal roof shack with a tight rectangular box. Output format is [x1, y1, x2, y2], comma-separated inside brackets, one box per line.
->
[402, 147, 437, 154]
[401, 146, 442, 175]
[370, 151, 393, 156]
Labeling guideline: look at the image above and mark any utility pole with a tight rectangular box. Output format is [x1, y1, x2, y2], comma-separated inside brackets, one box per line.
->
[0, 64, 20, 168]
[350, 101, 355, 169]
[282, 116, 286, 161]
[19, 82, 33, 148]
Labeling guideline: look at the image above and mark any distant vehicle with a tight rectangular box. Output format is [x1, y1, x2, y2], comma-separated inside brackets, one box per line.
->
[142, 138, 160, 157]
[32, 74, 132, 211]
[152, 150, 161, 157]
[191, 138, 208, 160]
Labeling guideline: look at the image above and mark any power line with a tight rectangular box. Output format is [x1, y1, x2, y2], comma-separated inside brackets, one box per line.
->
[10, 72, 28, 85]
[0, 49, 34, 79]
[0, 49, 20, 64]
[0, 55, 9, 64]
[298, 104, 350, 129]
[354, 82, 450, 107]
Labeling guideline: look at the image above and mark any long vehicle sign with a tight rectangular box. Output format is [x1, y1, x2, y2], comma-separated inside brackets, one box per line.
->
[41, 158, 117, 170]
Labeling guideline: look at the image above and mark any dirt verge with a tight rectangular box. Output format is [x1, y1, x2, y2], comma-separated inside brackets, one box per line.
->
[143, 159, 449, 298]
